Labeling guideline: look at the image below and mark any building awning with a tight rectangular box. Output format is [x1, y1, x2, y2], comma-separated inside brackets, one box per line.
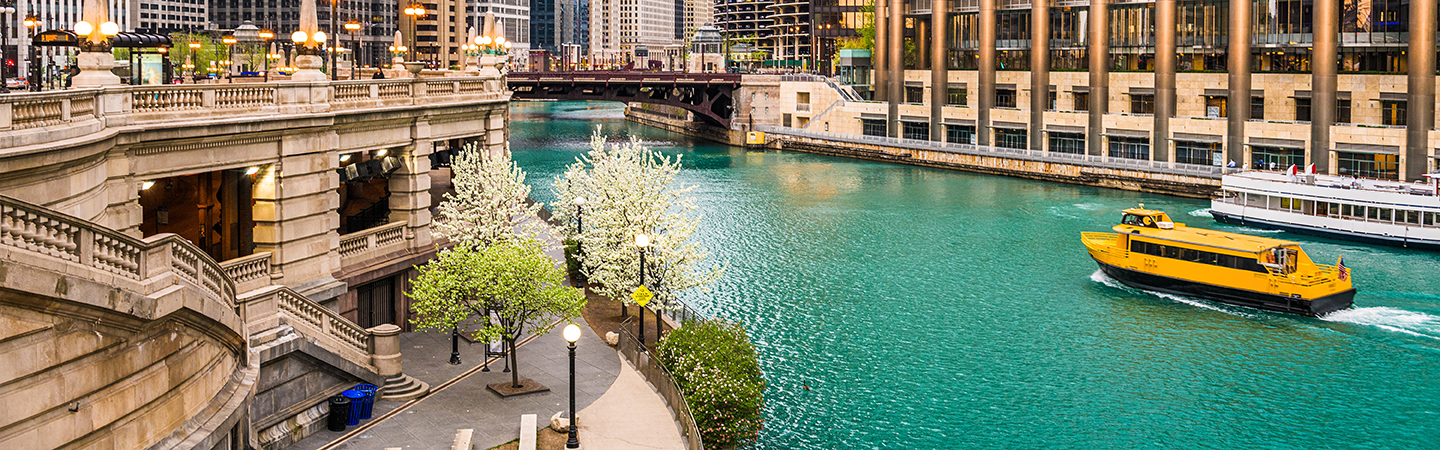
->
[943, 118, 976, 126]
[1070, 86, 1089, 93]
[990, 121, 1027, 129]
[1045, 125, 1086, 134]
[1335, 143, 1400, 155]
[1171, 132, 1223, 143]
[899, 115, 929, 123]
[110, 32, 172, 48]
[1127, 87, 1155, 96]
[1379, 92, 1408, 101]
[947, 82, 968, 89]
[996, 83, 1017, 90]
[905, 81, 924, 87]
[1246, 137, 1306, 149]
[1203, 89, 1265, 97]
[1103, 128, 1149, 138]
[1289, 91, 1353, 100]
[860, 113, 888, 120]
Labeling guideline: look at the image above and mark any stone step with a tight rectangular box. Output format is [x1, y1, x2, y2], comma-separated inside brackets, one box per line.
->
[378, 374, 430, 402]
[248, 325, 294, 347]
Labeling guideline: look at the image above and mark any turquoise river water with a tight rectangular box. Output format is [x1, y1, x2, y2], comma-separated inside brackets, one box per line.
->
[507, 102, 1439, 448]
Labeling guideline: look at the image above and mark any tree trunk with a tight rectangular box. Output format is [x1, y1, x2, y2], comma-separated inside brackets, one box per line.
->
[509, 337, 521, 388]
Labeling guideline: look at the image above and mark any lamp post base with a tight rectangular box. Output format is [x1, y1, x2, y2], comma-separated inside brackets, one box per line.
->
[291, 55, 327, 82]
[72, 52, 122, 87]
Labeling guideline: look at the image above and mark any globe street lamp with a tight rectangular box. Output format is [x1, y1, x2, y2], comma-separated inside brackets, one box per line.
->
[70, 0, 121, 88]
[258, 29, 274, 81]
[344, 21, 362, 79]
[221, 35, 237, 83]
[403, 5, 424, 63]
[563, 323, 582, 449]
[635, 233, 650, 349]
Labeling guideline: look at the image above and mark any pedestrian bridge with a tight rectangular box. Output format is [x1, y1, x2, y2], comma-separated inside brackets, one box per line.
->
[507, 71, 740, 127]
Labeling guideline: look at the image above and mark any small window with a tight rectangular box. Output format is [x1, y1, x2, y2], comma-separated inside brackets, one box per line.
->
[1404, 210, 1421, 224]
[1295, 98, 1311, 122]
[905, 86, 924, 103]
[1205, 96, 1227, 118]
[1131, 94, 1155, 114]
[1251, 96, 1264, 120]
[1381, 100, 1406, 126]
[1379, 208, 1393, 222]
[947, 88, 967, 106]
[996, 89, 1017, 108]
[1048, 91, 1058, 110]
[1074, 92, 1090, 112]
[1425, 212, 1436, 226]
[861, 119, 887, 137]
[1336, 99, 1352, 123]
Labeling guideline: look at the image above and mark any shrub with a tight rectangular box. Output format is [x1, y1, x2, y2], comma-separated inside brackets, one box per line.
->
[563, 238, 584, 282]
[655, 319, 766, 448]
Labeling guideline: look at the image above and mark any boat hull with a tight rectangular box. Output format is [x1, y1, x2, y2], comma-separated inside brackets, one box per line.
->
[1210, 210, 1440, 251]
[1093, 259, 1354, 317]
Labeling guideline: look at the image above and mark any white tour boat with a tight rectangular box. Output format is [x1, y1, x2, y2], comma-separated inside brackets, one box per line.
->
[1210, 169, 1440, 250]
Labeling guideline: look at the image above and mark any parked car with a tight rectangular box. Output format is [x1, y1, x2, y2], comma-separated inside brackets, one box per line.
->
[4, 78, 28, 89]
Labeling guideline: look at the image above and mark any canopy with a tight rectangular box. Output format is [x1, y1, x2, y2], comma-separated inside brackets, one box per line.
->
[110, 32, 172, 49]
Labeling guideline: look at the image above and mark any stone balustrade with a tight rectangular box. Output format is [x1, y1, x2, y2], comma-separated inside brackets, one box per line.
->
[220, 251, 276, 294]
[339, 221, 409, 268]
[0, 74, 509, 150]
[237, 284, 385, 372]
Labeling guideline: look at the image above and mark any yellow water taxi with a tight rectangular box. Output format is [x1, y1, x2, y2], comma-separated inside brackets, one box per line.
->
[1081, 205, 1355, 316]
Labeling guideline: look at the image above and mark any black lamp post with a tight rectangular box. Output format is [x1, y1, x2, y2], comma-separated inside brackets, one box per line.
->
[449, 326, 462, 365]
[222, 35, 237, 83]
[259, 29, 274, 82]
[563, 323, 581, 448]
[635, 233, 650, 349]
[573, 195, 586, 281]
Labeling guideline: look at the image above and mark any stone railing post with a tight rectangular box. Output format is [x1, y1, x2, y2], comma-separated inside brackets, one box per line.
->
[412, 80, 428, 102]
[370, 83, 380, 99]
[61, 98, 72, 121]
[202, 89, 217, 108]
[1, 102, 11, 129]
[369, 324, 402, 377]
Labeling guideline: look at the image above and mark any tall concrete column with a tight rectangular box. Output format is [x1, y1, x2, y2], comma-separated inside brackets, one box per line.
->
[1227, 0, 1252, 165]
[875, 0, 888, 102]
[253, 133, 343, 289]
[978, 0, 996, 146]
[1030, 0, 1050, 151]
[1154, 0, 1176, 162]
[1406, 0, 1436, 180]
[1311, 0, 1338, 173]
[389, 140, 434, 250]
[888, 0, 904, 137]
[1087, 0, 1110, 156]
[931, 0, 949, 140]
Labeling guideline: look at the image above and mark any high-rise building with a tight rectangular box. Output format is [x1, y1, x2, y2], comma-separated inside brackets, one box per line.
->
[530, 0, 555, 52]
[469, 0, 531, 64]
[400, 0, 468, 67]
[209, 0, 398, 69]
[137, 0, 205, 32]
[712, 0, 772, 59]
[589, 0, 678, 64]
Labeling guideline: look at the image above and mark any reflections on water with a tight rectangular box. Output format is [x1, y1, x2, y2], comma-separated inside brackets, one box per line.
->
[508, 101, 1440, 449]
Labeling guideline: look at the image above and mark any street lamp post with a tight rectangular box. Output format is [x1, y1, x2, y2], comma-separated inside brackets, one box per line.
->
[449, 326, 462, 365]
[23, 15, 39, 91]
[188, 41, 201, 82]
[635, 233, 650, 350]
[403, 4, 423, 64]
[572, 196, 586, 265]
[221, 35, 237, 83]
[329, 0, 338, 80]
[344, 21, 361, 79]
[1, 5, 14, 94]
[563, 323, 582, 449]
[258, 29, 274, 81]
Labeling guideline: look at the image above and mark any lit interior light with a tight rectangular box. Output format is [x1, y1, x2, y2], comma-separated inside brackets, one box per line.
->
[245, 166, 261, 175]
[375, 149, 388, 157]
[340, 154, 351, 162]
[141, 181, 156, 190]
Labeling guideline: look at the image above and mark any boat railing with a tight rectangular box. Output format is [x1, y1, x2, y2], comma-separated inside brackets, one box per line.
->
[1231, 170, 1439, 197]
[1080, 231, 1120, 246]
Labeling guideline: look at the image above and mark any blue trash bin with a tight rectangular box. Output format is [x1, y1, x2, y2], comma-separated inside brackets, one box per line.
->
[354, 383, 378, 420]
[341, 390, 365, 426]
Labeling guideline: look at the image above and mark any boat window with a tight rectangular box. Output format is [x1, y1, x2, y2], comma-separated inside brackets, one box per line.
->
[1122, 214, 1142, 226]
[1245, 193, 1267, 208]
[1324, 202, 1338, 217]
[1302, 200, 1315, 215]
[1284, 249, 1298, 274]
[1163, 245, 1181, 259]
[1425, 212, 1435, 227]
[1268, 196, 1282, 210]
[1379, 208, 1393, 222]
[1280, 197, 1294, 210]
[1367, 207, 1379, 221]
[1403, 210, 1421, 225]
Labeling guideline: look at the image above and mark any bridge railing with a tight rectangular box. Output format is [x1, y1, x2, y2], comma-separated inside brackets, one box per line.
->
[758, 125, 1237, 179]
[0, 74, 510, 150]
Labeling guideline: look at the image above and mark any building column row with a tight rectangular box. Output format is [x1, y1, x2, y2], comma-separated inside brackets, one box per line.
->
[1028, 0, 1049, 151]
[1154, 0, 1176, 162]
[1310, 0, 1335, 172]
[930, 0, 949, 141]
[1407, 0, 1436, 180]
[978, 0, 996, 146]
[1087, 0, 1109, 156]
[888, 0, 904, 138]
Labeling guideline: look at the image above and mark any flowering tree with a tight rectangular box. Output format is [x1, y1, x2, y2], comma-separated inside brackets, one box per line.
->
[551, 130, 722, 311]
[407, 240, 585, 389]
[434, 142, 546, 248]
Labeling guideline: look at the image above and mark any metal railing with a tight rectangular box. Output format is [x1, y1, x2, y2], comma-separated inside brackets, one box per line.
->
[758, 125, 1236, 179]
[615, 321, 705, 450]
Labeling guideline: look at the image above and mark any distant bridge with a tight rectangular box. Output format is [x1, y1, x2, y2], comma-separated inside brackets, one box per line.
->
[508, 71, 741, 128]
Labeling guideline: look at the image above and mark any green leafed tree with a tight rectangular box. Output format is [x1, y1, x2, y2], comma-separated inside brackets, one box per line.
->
[407, 240, 585, 388]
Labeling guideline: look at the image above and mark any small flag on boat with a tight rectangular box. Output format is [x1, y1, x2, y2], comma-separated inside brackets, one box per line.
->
[1337, 256, 1349, 281]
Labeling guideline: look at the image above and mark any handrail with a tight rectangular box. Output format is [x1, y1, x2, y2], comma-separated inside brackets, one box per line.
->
[758, 125, 1237, 179]
[615, 320, 705, 450]
[238, 285, 376, 367]
[0, 194, 235, 307]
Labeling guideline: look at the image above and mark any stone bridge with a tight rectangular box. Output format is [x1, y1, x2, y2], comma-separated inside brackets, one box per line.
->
[0, 74, 511, 450]
[508, 71, 741, 127]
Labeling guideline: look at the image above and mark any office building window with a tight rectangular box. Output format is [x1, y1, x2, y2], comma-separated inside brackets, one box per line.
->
[1074, 92, 1090, 111]
[1251, 96, 1264, 120]
[996, 89, 1017, 108]
[1049, 132, 1085, 154]
[1131, 94, 1155, 114]
[1250, 146, 1304, 170]
[1051, 7, 1088, 70]
[1204, 95, 1227, 117]
[1175, 141, 1222, 165]
[1337, 151, 1399, 180]
[1295, 98, 1311, 121]
[1109, 136, 1151, 160]
[996, 128, 1027, 149]
[947, 88, 967, 106]
[946, 125, 976, 144]
[905, 86, 924, 103]
[902, 121, 929, 140]
[862, 119, 887, 137]
[1337, 99, 1351, 123]
[1381, 100, 1406, 126]
[1048, 91, 1058, 110]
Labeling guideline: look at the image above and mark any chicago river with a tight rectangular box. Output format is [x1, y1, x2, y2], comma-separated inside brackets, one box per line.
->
[510, 101, 1440, 448]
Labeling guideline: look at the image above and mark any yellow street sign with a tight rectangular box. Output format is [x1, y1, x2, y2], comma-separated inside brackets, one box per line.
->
[631, 285, 653, 307]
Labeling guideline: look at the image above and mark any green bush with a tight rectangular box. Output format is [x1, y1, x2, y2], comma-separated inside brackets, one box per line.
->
[655, 319, 766, 448]
[562, 239, 585, 282]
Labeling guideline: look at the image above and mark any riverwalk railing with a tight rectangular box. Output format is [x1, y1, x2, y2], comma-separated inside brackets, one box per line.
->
[616, 320, 705, 450]
[757, 125, 1237, 179]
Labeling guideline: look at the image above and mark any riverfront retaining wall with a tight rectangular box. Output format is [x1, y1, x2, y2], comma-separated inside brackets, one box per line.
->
[622, 107, 1221, 199]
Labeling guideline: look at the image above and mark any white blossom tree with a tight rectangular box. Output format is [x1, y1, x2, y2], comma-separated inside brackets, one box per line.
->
[551, 130, 723, 311]
[434, 142, 546, 247]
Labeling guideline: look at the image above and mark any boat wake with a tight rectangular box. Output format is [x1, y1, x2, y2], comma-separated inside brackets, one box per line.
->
[1188, 208, 1212, 217]
[1320, 307, 1440, 340]
[1089, 270, 1258, 318]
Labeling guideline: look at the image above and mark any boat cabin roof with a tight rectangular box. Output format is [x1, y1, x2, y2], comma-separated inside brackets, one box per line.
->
[1116, 208, 1300, 254]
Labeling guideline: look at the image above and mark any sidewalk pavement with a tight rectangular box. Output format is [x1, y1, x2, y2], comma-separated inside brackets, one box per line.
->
[575, 355, 687, 450]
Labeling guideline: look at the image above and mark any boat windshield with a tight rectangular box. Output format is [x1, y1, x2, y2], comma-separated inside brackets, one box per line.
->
[1122, 214, 1160, 228]
[1260, 246, 1300, 274]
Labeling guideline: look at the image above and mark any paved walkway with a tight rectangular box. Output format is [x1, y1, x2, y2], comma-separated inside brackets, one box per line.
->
[575, 355, 687, 450]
